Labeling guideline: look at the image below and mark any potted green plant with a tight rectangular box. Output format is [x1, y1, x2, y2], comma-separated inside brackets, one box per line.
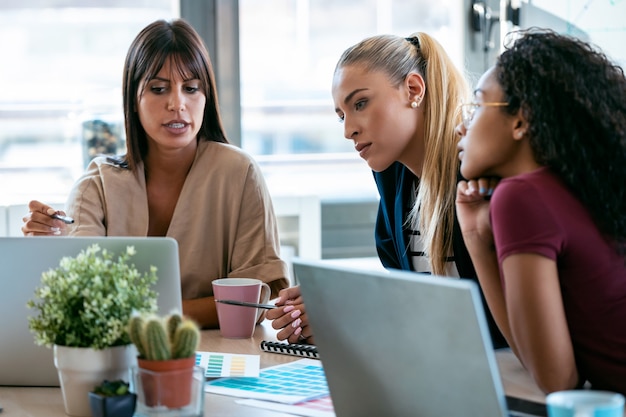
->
[128, 311, 200, 409]
[89, 379, 136, 417]
[27, 244, 158, 417]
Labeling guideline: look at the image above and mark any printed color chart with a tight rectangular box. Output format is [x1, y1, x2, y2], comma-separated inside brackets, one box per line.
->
[205, 358, 329, 404]
[195, 351, 260, 378]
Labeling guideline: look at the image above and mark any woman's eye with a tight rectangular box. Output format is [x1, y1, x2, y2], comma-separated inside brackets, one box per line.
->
[150, 86, 166, 94]
[185, 86, 200, 93]
[337, 114, 345, 123]
[355, 99, 367, 111]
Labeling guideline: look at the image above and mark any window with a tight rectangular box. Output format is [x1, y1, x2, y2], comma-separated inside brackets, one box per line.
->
[521, 0, 626, 68]
[0, 1, 178, 205]
[0, 1, 465, 204]
[4, 1, 621, 206]
[238, 0, 462, 199]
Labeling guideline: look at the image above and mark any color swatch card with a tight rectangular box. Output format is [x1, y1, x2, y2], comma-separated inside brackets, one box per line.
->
[195, 351, 260, 378]
[205, 358, 329, 404]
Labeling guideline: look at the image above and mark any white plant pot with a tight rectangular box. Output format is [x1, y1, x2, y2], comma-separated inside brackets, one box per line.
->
[54, 344, 137, 417]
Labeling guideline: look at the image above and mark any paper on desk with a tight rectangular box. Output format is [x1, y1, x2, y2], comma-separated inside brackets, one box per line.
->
[195, 351, 260, 378]
[237, 396, 336, 417]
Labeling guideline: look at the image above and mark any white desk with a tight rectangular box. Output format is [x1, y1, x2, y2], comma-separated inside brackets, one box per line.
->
[0, 321, 549, 417]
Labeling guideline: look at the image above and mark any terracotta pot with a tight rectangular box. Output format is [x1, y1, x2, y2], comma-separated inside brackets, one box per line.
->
[136, 357, 195, 409]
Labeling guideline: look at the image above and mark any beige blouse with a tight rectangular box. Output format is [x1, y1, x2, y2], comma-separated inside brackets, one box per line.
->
[65, 140, 289, 299]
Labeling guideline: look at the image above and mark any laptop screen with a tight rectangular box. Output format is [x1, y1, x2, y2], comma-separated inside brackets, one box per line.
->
[295, 258, 510, 417]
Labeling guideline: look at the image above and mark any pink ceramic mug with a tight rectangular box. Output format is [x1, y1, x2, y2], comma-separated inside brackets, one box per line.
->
[212, 278, 271, 338]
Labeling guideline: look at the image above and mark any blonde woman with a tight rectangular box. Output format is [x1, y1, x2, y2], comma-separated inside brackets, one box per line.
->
[269, 33, 506, 349]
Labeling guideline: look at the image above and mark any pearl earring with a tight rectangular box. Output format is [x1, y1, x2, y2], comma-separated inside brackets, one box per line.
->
[516, 131, 524, 139]
[411, 101, 418, 109]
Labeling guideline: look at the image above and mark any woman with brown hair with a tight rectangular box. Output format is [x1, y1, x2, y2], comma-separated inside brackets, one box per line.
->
[22, 19, 289, 328]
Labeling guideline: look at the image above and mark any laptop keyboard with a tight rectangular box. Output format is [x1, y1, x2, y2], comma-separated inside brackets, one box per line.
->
[506, 395, 548, 417]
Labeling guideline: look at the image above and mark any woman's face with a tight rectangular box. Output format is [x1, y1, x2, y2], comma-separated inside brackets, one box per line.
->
[456, 67, 525, 179]
[332, 64, 423, 173]
[137, 57, 206, 154]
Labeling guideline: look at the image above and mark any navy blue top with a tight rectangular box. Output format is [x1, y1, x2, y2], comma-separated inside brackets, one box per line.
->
[373, 162, 508, 349]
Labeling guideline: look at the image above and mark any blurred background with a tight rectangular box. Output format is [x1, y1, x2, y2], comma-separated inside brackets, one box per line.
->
[1, 0, 624, 257]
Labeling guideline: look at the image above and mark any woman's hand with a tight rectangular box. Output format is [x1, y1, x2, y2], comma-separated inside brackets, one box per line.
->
[21, 200, 69, 236]
[266, 286, 315, 344]
[457, 178, 518, 357]
[455, 178, 498, 248]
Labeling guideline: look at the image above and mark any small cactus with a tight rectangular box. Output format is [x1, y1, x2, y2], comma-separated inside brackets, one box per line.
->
[128, 315, 147, 358]
[166, 312, 182, 342]
[144, 318, 171, 361]
[172, 321, 200, 359]
[128, 311, 200, 361]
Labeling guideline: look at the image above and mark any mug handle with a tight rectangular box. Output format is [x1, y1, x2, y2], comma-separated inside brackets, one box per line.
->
[256, 282, 271, 322]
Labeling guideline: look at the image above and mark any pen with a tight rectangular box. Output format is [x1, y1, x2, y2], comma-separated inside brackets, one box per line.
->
[51, 213, 74, 224]
[215, 299, 277, 309]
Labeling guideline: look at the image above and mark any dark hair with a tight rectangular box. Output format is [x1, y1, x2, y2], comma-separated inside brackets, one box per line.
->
[121, 19, 228, 171]
[495, 29, 626, 252]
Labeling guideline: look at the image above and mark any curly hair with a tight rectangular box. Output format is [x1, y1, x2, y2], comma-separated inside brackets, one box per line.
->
[496, 29, 626, 253]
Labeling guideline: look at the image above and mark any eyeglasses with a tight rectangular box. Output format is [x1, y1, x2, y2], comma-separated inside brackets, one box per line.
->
[460, 102, 509, 128]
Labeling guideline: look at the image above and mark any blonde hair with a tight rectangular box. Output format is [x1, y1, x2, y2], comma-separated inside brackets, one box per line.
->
[335, 33, 469, 275]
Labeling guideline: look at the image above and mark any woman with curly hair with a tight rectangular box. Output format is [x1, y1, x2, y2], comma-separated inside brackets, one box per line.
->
[456, 29, 626, 394]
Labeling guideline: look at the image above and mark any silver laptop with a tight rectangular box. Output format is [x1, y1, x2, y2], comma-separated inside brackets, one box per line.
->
[0, 236, 182, 387]
[293, 258, 547, 417]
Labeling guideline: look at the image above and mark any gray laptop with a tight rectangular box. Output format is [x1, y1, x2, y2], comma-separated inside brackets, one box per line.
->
[293, 258, 547, 417]
[0, 236, 182, 387]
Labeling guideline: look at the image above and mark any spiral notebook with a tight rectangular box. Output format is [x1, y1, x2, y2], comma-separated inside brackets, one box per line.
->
[260, 340, 320, 359]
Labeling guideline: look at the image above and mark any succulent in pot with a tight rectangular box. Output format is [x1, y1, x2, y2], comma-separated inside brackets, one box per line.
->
[89, 379, 137, 417]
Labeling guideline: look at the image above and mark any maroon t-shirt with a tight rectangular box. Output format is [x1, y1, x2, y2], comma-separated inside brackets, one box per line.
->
[491, 167, 626, 394]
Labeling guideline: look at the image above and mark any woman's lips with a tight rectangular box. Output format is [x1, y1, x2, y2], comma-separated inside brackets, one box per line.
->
[163, 121, 190, 134]
[355, 142, 372, 158]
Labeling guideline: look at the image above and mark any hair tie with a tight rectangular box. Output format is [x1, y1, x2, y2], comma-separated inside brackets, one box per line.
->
[405, 36, 420, 49]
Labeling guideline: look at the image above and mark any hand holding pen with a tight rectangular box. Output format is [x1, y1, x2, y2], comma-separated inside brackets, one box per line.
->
[266, 286, 315, 344]
[21, 200, 74, 236]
